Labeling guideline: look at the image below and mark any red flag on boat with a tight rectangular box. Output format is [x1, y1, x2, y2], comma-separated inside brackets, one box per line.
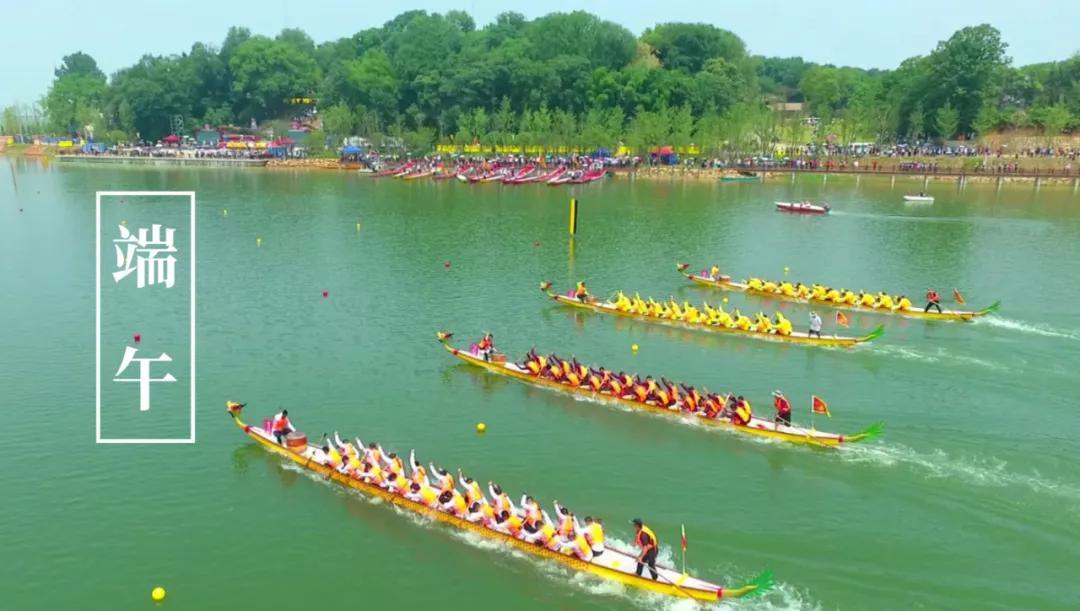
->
[953, 288, 966, 305]
[836, 311, 850, 327]
[681, 524, 687, 551]
[811, 395, 831, 417]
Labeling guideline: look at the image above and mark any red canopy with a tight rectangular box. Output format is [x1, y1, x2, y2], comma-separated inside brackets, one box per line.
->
[163, 134, 180, 143]
[274, 137, 295, 146]
[650, 146, 674, 155]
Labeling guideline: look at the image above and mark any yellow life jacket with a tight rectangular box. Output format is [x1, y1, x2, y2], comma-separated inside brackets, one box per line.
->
[465, 481, 483, 505]
[897, 297, 912, 310]
[860, 293, 876, 307]
[797, 285, 812, 298]
[572, 533, 592, 558]
[586, 523, 604, 547]
[780, 282, 795, 296]
[762, 281, 778, 293]
[811, 285, 827, 299]
[843, 291, 858, 305]
[878, 294, 894, 309]
[451, 491, 467, 515]
[825, 289, 841, 302]
[747, 278, 764, 290]
[419, 485, 438, 507]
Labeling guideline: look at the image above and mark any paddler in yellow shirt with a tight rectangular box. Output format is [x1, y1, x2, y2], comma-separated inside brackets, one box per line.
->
[779, 281, 796, 297]
[734, 310, 752, 330]
[753, 312, 773, 333]
[746, 277, 765, 291]
[841, 289, 858, 305]
[895, 294, 913, 311]
[795, 283, 812, 299]
[811, 284, 827, 300]
[709, 265, 722, 280]
[876, 292, 894, 309]
[583, 516, 605, 557]
[774, 312, 793, 335]
[825, 287, 842, 302]
[859, 291, 877, 308]
[762, 279, 779, 293]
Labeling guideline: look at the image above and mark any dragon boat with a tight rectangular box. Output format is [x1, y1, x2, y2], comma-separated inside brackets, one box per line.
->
[226, 402, 772, 602]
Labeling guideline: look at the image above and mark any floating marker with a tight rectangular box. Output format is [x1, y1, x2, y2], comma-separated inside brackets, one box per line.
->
[356, 222, 361, 232]
[133, 333, 141, 343]
[151, 586, 166, 602]
[256, 237, 262, 247]
[444, 260, 451, 269]
[476, 422, 487, 433]
[569, 198, 578, 235]
[322, 290, 329, 298]
[784, 266, 790, 274]
[722, 297, 728, 304]
[120, 220, 127, 226]
[223, 208, 228, 216]
[631, 344, 639, 353]
[533, 241, 540, 247]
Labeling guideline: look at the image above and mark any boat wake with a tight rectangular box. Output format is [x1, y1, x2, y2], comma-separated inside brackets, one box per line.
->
[975, 315, 1080, 341]
[837, 443, 1080, 502]
[870, 344, 1013, 372]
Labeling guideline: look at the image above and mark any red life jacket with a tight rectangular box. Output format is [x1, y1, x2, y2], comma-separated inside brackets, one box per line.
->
[272, 416, 290, 432]
[927, 291, 940, 302]
[774, 397, 791, 415]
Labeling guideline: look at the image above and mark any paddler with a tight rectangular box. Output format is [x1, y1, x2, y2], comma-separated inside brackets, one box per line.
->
[808, 311, 823, 338]
[583, 516, 605, 556]
[842, 289, 858, 305]
[574, 281, 589, 302]
[779, 280, 796, 297]
[924, 288, 943, 313]
[270, 409, 294, 445]
[565, 528, 594, 561]
[709, 265, 722, 280]
[466, 500, 497, 527]
[523, 511, 562, 551]
[489, 482, 515, 516]
[824, 287, 842, 303]
[877, 292, 894, 309]
[406, 481, 439, 508]
[553, 500, 581, 539]
[772, 390, 792, 426]
[774, 312, 793, 336]
[859, 291, 877, 308]
[439, 489, 468, 518]
[631, 519, 659, 580]
[458, 469, 485, 506]
[746, 277, 765, 291]
[895, 294, 913, 311]
[409, 450, 428, 486]
[731, 396, 753, 426]
[430, 464, 455, 493]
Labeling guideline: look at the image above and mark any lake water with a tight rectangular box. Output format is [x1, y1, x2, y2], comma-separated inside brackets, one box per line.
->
[3, 160, 1079, 610]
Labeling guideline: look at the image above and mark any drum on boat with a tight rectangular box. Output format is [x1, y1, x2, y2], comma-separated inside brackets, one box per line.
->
[285, 431, 308, 451]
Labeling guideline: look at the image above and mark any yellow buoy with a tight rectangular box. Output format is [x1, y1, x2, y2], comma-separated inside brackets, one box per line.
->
[631, 344, 639, 353]
[476, 422, 486, 433]
[223, 209, 228, 216]
[784, 266, 790, 273]
[356, 222, 361, 232]
[722, 297, 729, 304]
[256, 237, 262, 247]
[151, 586, 166, 602]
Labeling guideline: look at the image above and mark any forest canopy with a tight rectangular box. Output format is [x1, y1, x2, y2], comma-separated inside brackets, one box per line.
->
[27, 11, 1080, 151]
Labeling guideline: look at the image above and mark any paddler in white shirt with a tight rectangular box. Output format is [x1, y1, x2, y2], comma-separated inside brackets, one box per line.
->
[406, 481, 439, 508]
[520, 495, 544, 531]
[458, 470, 485, 506]
[438, 488, 468, 517]
[409, 450, 428, 486]
[553, 500, 581, 539]
[522, 510, 562, 551]
[430, 464, 455, 494]
[489, 482, 515, 516]
[583, 516, 605, 556]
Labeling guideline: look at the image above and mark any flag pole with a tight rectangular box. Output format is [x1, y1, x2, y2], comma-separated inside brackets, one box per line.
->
[680, 524, 687, 575]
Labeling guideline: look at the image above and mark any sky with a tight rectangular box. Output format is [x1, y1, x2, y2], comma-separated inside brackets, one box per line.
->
[3, 0, 1077, 107]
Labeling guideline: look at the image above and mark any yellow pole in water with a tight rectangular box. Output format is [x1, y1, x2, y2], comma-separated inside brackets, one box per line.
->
[568, 198, 578, 235]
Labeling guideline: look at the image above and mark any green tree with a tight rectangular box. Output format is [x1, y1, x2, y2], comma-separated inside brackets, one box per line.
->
[934, 100, 959, 139]
[321, 103, 355, 139]
[641, 23, 746, 73]
[229, 36, 321, 122]
[972, 102, 1000, 137]
[1032, 104, 1072, 142]
[907, 103, 925, 140]
[925, 25, 1009, 132]
[2, 105, 19, 134]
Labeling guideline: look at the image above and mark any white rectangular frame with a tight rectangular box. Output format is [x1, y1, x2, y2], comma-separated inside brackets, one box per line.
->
[96, 191, 196, 444]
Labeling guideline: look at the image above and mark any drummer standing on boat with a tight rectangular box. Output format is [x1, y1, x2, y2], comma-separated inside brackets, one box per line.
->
[924, 289, 942, 313]
[632, 518, 659, 580]
[271, 409, 294, 445]
[808, 311, 822, 338]
[575, 281, 589, 302]
[772, 390, 792, 426]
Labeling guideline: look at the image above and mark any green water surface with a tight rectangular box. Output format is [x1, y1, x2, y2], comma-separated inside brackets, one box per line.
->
[2, 161, 1079, 610]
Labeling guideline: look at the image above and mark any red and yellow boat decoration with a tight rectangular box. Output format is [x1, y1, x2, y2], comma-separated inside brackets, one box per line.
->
[437, 333, 882, 447]
[678, 263, 1001, 322]
[540, 281, 883, 348]
[226, 402, 772, 602]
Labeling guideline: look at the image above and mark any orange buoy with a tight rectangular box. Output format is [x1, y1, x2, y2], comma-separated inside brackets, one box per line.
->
[133, 333, 141, 343]
[322, 290, 329, 298]
[444, 260, 451, 269]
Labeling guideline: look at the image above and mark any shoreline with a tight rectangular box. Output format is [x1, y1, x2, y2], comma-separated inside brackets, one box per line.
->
[13, 153, 1079, 186]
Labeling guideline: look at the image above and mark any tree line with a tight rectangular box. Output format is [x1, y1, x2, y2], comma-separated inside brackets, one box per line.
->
[12, 10, 1079, 153]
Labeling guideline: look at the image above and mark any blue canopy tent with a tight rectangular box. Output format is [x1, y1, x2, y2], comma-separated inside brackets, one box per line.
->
[591, 147, 611, 158]
[342, 145, 363, 154]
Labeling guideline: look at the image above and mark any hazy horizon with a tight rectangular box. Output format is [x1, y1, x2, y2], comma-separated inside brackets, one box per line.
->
[2, 0, 1077, 107]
